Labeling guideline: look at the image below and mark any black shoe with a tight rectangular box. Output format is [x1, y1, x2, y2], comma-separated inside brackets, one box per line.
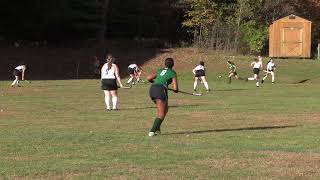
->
[206, 89, 211, 92]
[245, 78, 248, 82]
[261, 79, 264, 84]
[272, 82, 275, 84]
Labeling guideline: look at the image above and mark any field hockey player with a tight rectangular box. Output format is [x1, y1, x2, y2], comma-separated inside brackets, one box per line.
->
[192, 61, 210, 92]
[227, 61, 243, 84]
[11, 63, 27, 87]
[262, 58, 276, 84]
[147, 58, 179, 137]
[246, 56, 263, 87]
[101, 54, 124, 111]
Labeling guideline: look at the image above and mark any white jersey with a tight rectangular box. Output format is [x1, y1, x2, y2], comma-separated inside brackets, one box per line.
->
[128, 64, 138, 69]
[194, 65, 205, 71]
[267, 62, 275, 71]
[15, 65, 25, 72]
[252, 61, 262, 69]
[101, 63, 117, 79]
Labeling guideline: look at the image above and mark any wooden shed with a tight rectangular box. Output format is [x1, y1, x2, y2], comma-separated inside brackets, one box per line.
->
[269, 15, 312, 58]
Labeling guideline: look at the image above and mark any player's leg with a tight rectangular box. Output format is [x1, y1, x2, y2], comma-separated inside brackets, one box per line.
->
[200, 76, 210, 91]
[104, 90, 111, 110]
[255, 74, 260, 87]
[262, 72, 268, 84]
[110, 90, 118, 110]
[193, 77, 198, 91]
[11, 75, 19, 87]
[149, 99, 167, 136]
[228, 73, 233, 84]
[271, 71, 275, 83]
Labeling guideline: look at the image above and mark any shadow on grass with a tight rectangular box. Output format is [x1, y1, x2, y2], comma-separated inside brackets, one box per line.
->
[163, 125, 297, 135]
[293, 79, 310, 84]
[215, 89, 245, 91]
[122, 104, 202, 110]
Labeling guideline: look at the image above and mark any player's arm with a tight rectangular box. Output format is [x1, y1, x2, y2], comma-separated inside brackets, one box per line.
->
[171, 76, 179, 93]
[22, 66, 26, 80]
[192, 67, 196, 74]
[147, 72, 157, 83]
[114, 65, 123, 88]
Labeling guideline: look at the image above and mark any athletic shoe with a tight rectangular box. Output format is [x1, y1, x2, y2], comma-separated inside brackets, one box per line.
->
[206, 89, 211, 92]
[106, 108, 111, 111]
[155, 130, 161, 135]
[148, 132, 155, 137]
[245, 78, 248, 82]
[272, 82, 275, 84]
[261, 79, 264, 84]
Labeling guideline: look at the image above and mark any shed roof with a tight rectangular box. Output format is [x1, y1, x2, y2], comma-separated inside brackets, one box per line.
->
[273, 14, 311, 24]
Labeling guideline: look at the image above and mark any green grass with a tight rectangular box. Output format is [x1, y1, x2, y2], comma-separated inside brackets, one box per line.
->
[1, 57, 320, 179]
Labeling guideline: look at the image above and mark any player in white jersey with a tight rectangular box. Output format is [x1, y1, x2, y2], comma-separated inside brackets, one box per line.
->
[246, 56, 262, 87]
[192, 61, 210, 92]
[11, 64, 27, 87]
[126, 63, 138, 85]
[101, 54, 123, 111]
[262, 58, 276, 84]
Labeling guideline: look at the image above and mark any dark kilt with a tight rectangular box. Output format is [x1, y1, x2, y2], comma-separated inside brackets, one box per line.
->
[101, 79, 118, 90]
[127, 68, 135, 75]
[13, 69, 21, 76]
[149, 84, 168, 102]
[253, 68, 260, 75]
[231, 71, 237, 75]
[195, 70, 205, 77]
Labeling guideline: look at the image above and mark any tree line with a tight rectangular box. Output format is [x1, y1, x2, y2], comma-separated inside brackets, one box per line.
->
[0, 0, 319, 54]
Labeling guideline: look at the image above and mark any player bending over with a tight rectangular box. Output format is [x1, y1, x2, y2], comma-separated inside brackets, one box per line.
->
[147, 58, 179, 137]
[192, 61, 210, 92]
[11, 64, 27, 87]
[246, 56, 262, 87]
[227, 61, 243, 84]
[262, 58, 276, 84]
[127, 63, 144, 85]
[101, 54, 123, 111]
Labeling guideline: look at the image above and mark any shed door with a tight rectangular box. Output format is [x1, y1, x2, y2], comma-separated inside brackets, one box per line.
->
[281, 27, 303, 57]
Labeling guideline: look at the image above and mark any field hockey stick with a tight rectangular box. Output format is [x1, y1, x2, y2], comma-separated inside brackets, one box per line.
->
[168, 88, 202, 96]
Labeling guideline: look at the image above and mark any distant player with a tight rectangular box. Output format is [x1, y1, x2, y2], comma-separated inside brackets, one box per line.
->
[192, 61, 210, 92]
[101, 54, 123, 111]
[147, 58, 179, 137]
[262, 58, 276, 84]
[246, 56, 262, 87]
[227, 61, 243, 84]
[127, 63, 140, 85]
[11, 64, 27, 87]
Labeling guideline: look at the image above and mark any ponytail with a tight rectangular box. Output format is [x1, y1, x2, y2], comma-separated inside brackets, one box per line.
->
[106, 54, 113, 70]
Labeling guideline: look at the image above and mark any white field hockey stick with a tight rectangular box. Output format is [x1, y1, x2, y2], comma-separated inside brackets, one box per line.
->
[168, 88, 202, 96]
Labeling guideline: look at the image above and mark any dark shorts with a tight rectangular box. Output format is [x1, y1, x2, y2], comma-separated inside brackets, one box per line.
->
[127, 68, 135, 75]
[230, 71, 237, 75]
[267, 69, 274, 72]
[195, 70, 205, 77]
[101, 79, 118, 90]
[13, 69, 21, 76]
[149, 84, 168, 102]
[253, 68, 260, 75]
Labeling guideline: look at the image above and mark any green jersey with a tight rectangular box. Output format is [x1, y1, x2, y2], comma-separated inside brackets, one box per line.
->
[229, 64, 236, 72]
[154, 68, 177, 87]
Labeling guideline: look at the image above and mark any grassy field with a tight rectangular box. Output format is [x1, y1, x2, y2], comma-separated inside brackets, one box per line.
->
[1, 54, 320, 179]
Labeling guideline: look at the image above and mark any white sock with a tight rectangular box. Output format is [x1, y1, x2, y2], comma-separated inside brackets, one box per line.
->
[127, 77, 133, 84]
[112, 96, 118, 109]
[272, 75, 275, 83]
[248, 77, 255, 81]
[105, 95, 111, 110]
[11, 79, 17, 86]
[256, 81, 259, 87]
[204, 82, 209, 90]
[193, 81, 197, 90]
[263, 76, 267, 80]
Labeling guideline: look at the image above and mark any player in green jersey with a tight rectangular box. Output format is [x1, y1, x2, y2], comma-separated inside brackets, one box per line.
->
[227, 61, 243, 84]
[147, 58, 179, 137]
